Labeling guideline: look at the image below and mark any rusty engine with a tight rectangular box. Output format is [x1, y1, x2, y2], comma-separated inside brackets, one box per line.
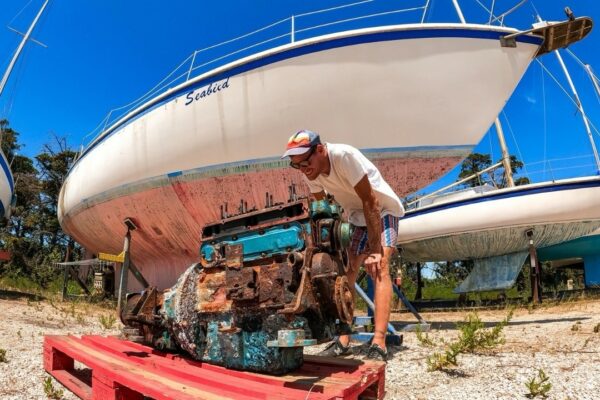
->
[121, 198, 354, 374]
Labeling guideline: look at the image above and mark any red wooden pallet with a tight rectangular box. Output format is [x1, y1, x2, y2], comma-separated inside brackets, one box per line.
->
[43, 335, 385, 400]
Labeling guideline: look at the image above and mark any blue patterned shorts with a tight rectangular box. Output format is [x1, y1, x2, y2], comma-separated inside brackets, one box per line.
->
[349, 214, 399, 256]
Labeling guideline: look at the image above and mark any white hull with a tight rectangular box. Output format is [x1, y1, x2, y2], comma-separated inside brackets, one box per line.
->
[59, 23, 543, 289]
[0, 150, 13, 220]
[398, 176, 600, 262]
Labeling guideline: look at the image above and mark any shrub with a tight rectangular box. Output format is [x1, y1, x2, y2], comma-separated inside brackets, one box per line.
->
[426, 309, 513, 372]
[426, 343, 460, 371]
[415, 324, 435, 347]
[525, 369, 551, 398]
[0, 348, 7, 363]
[456, 309, 513, 353]
[43, 376, 64, 400]
[99, 313, 116, 330]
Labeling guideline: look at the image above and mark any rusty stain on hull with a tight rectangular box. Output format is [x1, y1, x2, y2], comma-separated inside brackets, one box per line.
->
[62, 157, 462, 289]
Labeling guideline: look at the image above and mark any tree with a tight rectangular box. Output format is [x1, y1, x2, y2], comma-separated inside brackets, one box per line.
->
[434, 260, 474, 283]
[36, 135, 78, 249]
[458, 153, 491, 187]
[0, 120, 81, 288]
[458, 153, 529, 189]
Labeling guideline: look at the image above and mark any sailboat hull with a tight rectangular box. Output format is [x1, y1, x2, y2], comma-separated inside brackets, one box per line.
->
[59, 24, 543, 288]
[398, 177, 600, 262]
[0, 151, 13, 219]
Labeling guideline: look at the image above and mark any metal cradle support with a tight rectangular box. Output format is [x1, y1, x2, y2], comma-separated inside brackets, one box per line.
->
[61, 241, 90, 301]
[117, 218, 150, 322]
[352, 270, 430, 345]
[526, 229, 543, 304]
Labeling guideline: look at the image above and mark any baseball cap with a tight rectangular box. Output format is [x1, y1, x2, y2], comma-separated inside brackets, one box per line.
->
[281, 130, 321, 158]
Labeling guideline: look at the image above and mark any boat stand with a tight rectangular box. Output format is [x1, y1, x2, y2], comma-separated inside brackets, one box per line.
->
[526, 230, 543, 304]
[352, 270, 429, 345]
[116, 218, 150, 321]
[58, 243, 90, 301]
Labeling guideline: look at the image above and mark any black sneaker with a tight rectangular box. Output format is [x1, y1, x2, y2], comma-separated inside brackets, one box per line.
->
[318, 338, 352, 357]
[365, 343, 389, 362]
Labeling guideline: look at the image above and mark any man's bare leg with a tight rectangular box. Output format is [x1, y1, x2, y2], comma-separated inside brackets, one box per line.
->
[371, 246, 394, 349]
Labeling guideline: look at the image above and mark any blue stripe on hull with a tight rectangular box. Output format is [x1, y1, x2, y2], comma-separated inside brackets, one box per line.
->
[404, 179, 600, 219]
[0, 154, 14, 194]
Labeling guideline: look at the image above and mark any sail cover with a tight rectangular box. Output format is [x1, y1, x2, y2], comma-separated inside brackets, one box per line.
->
[454, 251, 529, 293]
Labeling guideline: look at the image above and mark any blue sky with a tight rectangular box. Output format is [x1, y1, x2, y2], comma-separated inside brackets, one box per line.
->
[1, 0, 600, 193]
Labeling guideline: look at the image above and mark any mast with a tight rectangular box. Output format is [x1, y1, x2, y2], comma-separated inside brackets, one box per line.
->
[0, 0, 49, 97]
[451, 0, 467, 24]
[494, 118, 515, 187]
[584, 64, 600, 98]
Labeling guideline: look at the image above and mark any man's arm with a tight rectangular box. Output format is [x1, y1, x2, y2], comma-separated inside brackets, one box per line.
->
[353, 175, 383, 275]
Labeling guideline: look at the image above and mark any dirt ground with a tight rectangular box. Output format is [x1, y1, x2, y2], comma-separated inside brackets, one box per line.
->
[1, 290, 599, 399]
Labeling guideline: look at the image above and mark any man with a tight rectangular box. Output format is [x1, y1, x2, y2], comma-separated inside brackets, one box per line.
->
[282, 130, 404, 361]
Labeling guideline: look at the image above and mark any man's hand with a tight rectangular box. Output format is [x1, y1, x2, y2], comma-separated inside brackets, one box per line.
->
[364, 252, 383, 278]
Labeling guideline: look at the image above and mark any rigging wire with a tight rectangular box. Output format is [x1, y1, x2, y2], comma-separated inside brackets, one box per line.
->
[565, 49, 600, 105]
[536, 58, 600, 140]
[8, 0, 35, 27]
[541, 62, 547, 179]
[82, 0, 429, 150]
[489, 0, 529, 25]
[295, 7, 426, 34]
[420, 0, 431, 23]
[500, 110, 530, 179]
[535, 58, 600, 167]
[488, 0, 496, 24]
[295, 0, 374, 18]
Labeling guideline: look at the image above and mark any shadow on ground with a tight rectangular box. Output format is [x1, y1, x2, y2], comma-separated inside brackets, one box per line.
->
[0, 288, 44, 301]
[390, 317, 590, 331]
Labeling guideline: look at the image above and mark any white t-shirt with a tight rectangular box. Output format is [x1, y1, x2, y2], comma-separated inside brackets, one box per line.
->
[305, 143, 405, 226]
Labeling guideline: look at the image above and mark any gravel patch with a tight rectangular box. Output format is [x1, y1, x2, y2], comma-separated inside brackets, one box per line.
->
[1, 293, 599, 399]
[0, 293, 121, 400]
[308, 300, 600, 399]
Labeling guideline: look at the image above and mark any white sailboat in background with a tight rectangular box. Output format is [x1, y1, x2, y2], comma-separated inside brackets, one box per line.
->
[396, 30, 600, 292]
[0, 0, 49, 221]
[56, 0, 592, 289]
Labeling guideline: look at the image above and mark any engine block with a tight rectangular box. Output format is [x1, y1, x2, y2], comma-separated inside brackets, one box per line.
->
[121, 199, 354, 374]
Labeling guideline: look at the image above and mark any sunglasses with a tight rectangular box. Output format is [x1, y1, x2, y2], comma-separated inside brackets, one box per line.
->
[289, 146, 316, 169]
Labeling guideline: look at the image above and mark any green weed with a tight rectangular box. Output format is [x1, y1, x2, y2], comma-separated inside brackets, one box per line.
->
[456, 309, 513, 353]
[426, 309, 513, 372]
[525, 369, 551, 398]
[426, 342, 461, 371]
[415, 325, 435, 347]
[99, 313, 116, 330]
[43, 376, 64, 400]
[76, 313, 86, 325]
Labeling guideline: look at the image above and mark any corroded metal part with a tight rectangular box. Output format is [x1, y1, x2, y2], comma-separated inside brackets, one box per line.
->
[266, 329, 317, 347]
[334, 276, 354, 325]
[122, 199, 354, 374]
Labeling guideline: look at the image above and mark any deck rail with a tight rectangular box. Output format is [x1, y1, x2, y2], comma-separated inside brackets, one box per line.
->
[78, 0, 541, 156]
[80, 0, 432, 152]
